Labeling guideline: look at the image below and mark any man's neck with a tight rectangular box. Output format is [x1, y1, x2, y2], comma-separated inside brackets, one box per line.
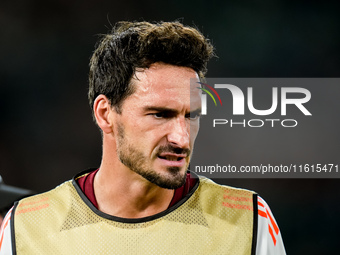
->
[93, 164, 174, 219]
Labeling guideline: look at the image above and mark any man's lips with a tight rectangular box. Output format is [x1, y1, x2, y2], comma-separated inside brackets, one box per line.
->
[157, 152, 188, 167]
[158, 152, 187, 161]
[156, 145, 190, 167]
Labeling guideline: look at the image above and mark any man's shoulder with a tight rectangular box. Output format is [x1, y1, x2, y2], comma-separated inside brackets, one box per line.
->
[194, 174, 257, 213]
[197, 174, 257, 196]
[14, 180, 74, 215]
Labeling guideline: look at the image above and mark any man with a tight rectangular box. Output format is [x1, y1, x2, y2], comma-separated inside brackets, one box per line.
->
[0, 21, 286, 254]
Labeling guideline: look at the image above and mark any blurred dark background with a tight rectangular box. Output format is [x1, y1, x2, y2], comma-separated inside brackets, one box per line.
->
[1, 0, 339, 254]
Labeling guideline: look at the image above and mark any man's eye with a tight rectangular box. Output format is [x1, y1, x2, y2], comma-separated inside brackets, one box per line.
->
[153, 112, 172, 118]
[154, 112, 165, 118]
[152, 111, 176, 119]
[187, 113, 201, 120]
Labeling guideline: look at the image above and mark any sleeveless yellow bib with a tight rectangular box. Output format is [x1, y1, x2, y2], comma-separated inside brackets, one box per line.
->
[13, 174, 256, 254]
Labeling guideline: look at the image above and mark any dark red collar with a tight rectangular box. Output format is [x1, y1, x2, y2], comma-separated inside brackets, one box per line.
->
[77, 169, 197, 209]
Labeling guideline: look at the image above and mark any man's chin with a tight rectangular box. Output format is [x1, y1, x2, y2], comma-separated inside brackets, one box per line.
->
[140, 167, 187, 190]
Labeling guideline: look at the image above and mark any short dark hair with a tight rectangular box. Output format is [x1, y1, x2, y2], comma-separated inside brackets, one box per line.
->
[88, 21, 214, 113]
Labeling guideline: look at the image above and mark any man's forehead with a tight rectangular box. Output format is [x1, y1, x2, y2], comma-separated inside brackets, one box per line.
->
[132, 63, 199, 89]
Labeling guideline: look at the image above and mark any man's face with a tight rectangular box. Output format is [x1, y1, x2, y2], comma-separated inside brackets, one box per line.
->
[112, 63, 201, 189]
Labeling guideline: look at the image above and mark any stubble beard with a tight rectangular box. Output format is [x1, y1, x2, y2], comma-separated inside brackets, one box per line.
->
[116, 123, 189, 189]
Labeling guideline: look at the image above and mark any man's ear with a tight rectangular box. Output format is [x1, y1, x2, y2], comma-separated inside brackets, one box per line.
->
[93, 95, 115, 134]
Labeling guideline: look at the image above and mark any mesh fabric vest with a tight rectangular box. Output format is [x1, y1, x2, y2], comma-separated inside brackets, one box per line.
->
[12, 173, 256, 254]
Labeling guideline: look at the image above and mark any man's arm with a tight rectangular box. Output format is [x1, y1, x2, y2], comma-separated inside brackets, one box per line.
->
[255, 196, 286, 255]
[0, 208, 13, 255]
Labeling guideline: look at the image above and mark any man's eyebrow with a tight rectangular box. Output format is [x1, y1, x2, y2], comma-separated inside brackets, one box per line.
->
[143, 107, 202, 114]
[143, 106, 178, 113]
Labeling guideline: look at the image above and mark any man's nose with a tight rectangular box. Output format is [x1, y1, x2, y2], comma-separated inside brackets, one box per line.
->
[167, 117, 190, 149]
